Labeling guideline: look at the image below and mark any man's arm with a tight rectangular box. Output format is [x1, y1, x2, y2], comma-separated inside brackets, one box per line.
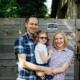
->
[18, 53, 44, 70]
[18, 53, 53, 75]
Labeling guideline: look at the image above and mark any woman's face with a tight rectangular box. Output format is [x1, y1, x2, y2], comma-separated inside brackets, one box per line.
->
[54, 33, 65, 49]
[38, 33, 48, 44]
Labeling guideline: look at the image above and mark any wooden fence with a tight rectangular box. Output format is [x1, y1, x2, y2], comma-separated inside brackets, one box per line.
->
[0, 18, 77, 80]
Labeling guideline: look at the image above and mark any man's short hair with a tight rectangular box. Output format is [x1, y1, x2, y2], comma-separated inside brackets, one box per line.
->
[25, 15, 38, 23]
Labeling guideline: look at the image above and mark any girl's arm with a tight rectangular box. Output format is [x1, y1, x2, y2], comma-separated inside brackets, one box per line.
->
[38, 49, 53, 63]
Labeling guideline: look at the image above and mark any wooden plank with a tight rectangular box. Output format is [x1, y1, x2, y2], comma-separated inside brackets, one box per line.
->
[0, 66, 16, 74]
[0, 78, 16, 80]
[0, 38, 16, 45]
[0, 45, 14, 53]
[48, 33, 75, 39]
[0, 31, 24, 39]
[0, 18, 21, 25]
[38, 25, 75, 32]
[0, 75, 16, 80]
[76, 19, 80, 29]
[39, 19, 75, 26]
[0, 59, 16, 66]
[0, 34, 76, 45]
[0, 53, 15, 59]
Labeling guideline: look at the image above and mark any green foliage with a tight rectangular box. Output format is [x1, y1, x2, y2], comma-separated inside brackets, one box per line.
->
[17, 0, 48, 18]
[0, 0, 20, 17]
[0, 0, 48, 18]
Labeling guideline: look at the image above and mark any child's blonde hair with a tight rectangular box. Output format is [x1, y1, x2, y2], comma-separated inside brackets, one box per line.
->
[35, 30, 49, 46]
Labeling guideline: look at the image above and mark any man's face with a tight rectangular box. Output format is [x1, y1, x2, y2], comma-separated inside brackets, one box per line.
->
[25, 17, 38, 35]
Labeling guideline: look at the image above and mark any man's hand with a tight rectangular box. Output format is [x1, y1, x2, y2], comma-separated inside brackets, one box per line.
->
[36, 71, 45, 77]
[36, 71, 45, 79]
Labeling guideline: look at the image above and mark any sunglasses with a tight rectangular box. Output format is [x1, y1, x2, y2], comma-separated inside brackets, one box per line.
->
[39, 37, 48, 40]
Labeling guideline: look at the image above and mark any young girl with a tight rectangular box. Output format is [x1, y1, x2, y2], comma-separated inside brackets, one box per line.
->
[35, 30, 53, 80]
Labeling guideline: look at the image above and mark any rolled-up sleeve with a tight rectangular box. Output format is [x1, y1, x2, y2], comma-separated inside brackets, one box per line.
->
[14, 37, 25, 55]
[65, 50, 74, 64]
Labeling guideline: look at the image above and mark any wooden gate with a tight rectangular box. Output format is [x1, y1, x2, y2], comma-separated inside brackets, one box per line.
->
[0, 18, 76, 80]
[74, 19, 80, 80]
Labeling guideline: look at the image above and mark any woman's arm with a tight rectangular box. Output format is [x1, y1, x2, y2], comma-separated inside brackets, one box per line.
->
[52, 50, 74, 75]
[52, 62, 71, 74]
[53, 56, 74, 74]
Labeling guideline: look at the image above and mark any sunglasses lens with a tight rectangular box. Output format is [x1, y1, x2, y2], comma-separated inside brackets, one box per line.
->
[39, 37, 48, 40]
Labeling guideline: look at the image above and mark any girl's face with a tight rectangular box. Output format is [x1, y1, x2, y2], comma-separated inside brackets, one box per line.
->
[38, 33, 48, 44]
[54, 33, 65, 49]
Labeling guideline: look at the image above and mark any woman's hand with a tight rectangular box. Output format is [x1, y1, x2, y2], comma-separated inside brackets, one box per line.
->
[44, 67, 53, 75]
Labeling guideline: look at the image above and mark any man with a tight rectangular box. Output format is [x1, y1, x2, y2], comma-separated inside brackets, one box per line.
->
[14, 15, 53, 80]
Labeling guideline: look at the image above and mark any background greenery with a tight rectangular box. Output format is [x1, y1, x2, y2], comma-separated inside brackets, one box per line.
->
[0, 0, 48, 18]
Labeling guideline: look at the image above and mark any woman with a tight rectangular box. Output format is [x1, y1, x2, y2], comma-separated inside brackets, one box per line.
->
[48, 30, 74, 80]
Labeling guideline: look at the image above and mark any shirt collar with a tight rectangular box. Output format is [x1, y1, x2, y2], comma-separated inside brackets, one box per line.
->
[25, 32, 36, 40]
[54, 47, 68, 52]
[61, 47, 68, 52]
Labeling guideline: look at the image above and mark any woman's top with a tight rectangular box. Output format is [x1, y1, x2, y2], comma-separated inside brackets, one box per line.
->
[48, 45, 74, 80]
[35, 43, 48, 64]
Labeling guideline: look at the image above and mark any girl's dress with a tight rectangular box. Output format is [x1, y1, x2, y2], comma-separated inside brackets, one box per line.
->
[35, 43, 53, 80]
